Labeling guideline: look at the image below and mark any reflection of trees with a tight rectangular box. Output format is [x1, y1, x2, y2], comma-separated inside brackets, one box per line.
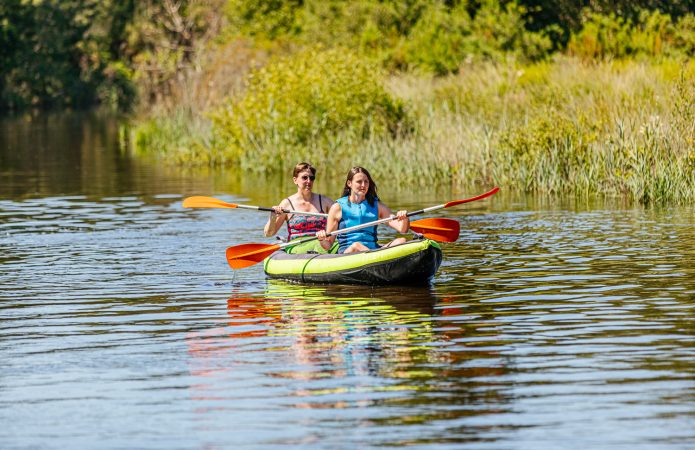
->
[0, 112, 218, 198]
[1, 112, 120, 196]
[0, 112, 324, 203]
[186, 282, 515, 441]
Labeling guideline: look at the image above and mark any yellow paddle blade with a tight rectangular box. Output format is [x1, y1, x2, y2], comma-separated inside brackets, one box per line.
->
[183, 196, 237, 209]
[226, 243, 282, 269]
[410, 218, 460, 243]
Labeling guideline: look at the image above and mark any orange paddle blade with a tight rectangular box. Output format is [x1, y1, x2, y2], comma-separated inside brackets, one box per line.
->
[226, 243, 281, 269]
[410, 218, 460, 243]
[183, 196, 238, 209]
[443, 186, 499, 208]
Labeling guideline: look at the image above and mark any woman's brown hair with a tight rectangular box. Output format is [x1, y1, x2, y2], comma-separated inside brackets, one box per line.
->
[341, 166, 378, 206]
[292, 162, 316, 178]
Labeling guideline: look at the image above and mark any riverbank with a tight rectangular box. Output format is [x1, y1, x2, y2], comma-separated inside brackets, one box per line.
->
[128, 56, 694, 204]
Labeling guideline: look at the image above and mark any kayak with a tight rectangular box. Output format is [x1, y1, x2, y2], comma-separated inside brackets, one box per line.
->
[263, 238, 442, 285]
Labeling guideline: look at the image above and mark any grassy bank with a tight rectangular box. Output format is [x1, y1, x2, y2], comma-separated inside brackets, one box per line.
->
[128, 56, 694, 204]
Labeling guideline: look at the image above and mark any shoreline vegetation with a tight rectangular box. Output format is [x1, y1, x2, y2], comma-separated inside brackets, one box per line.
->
[3, 1, 694, 204]
[129, 56, 695, 204]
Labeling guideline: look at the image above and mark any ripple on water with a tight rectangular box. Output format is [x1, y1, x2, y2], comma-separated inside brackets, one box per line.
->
[1, 196, 694, 448]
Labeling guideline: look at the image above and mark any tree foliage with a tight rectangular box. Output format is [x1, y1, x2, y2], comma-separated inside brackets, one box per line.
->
[1, 0, 694, 112]
[518, 0, 695, 45]
[0, 0, 136, 111]
[0, 0, 222, 112]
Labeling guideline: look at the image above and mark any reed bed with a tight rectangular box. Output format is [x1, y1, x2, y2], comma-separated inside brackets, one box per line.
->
[128, 56, 694, 204]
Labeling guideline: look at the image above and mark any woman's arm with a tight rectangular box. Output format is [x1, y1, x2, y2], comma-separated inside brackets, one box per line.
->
[379, 202, 410, 234]
[263, 199, 289, 237]
[317, 203, 342, 249]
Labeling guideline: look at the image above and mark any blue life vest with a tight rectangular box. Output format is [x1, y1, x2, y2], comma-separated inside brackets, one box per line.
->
[336, 196, 379, 253]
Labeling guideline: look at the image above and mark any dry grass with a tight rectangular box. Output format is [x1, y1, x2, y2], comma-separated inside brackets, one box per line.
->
[129, 55, 695, 204]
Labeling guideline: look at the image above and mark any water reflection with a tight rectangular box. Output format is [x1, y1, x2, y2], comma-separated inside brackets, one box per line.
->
[183, 282, 517, 445]
[264, 281, 439, 382]
[0, 111, 275, 200]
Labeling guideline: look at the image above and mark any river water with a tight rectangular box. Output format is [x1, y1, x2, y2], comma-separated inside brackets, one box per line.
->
[1, 112, 693, 449]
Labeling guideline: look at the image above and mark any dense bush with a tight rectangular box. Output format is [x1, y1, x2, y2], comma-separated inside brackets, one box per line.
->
[211, 47, 407, 168]
[222, 0, 554, 75]
[0, 0, 226, 112]
[568, 9, 695, 60]
[0, 0, 140, 111]
[400, 4, 468, 74]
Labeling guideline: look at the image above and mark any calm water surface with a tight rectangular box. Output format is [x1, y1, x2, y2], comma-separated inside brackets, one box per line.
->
[1, 113, 694, 449]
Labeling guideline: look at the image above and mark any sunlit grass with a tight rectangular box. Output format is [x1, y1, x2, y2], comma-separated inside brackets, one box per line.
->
[129, 56, 695, 204]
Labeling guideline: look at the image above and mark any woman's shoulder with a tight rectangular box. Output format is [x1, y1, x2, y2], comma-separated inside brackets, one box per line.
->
[317, 193, 335, 203]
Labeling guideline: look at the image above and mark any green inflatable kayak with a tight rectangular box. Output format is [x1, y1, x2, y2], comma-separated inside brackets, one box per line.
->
[263, 238, 442, 285]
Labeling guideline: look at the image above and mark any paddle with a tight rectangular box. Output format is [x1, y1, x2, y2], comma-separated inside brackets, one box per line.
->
[182, 196, 328, 217]
[407, 186, 500, 215]
[226, 218, 461, 269]
[225, 186, 499, 269]
[410, 217, 460, 243]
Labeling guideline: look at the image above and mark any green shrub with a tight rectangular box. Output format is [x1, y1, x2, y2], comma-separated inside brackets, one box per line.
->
[223, 0, 302, 39]
[211, 46, 407, 168]
[568, 11, 633, 59]
[400, 1, 553, 74]
[568, 9, 695, 60]
[401, 3, 473, 75]
[672, 14, 695, 57]
[468, 0, 553, 62]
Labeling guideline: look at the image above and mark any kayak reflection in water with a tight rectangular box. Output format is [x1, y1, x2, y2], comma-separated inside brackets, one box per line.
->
[317, 166, 409, 254]
[264, 162, 336, 254]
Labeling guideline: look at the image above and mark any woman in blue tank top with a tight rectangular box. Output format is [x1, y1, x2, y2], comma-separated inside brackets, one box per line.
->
[316, 167, 409, 254]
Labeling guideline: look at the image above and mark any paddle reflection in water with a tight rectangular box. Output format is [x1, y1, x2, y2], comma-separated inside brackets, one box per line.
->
[185, 282, 515, 445]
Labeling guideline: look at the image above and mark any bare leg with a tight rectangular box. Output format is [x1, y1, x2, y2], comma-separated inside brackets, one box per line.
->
[382, 237, 406, 248]
[344, 242, 370, 254]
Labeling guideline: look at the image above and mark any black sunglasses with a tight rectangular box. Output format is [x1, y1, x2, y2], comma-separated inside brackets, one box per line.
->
[300, 175, 316, 181]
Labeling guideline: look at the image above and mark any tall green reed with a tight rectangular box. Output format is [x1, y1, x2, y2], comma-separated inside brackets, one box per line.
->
[129, 56, 694, 204]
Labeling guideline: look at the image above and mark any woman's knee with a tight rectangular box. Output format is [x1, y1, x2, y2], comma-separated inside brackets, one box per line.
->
[383, 237, 406, 248]
[345, 242, 367, 253]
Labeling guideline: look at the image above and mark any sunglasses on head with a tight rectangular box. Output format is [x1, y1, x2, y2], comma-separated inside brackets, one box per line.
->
[300, 175, 316, 181]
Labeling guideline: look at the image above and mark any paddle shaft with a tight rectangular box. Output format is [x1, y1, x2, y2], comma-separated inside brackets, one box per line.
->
[182, 196, 327, 217]
[271, 186, 499, 250]
[271, 209, 456, 251]
[408, 186, 500, 215]
[239, 204, 328, 217]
